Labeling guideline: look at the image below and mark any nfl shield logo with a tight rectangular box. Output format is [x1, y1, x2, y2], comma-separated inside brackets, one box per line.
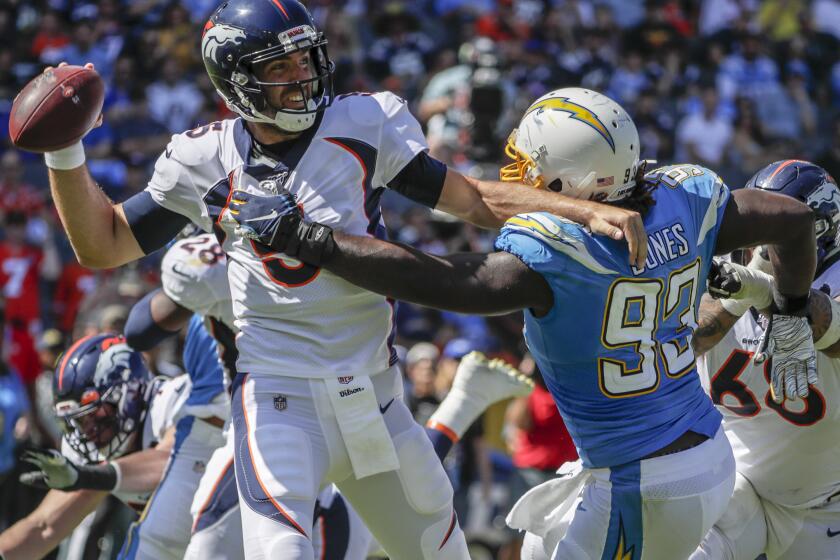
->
[273, 394, 287, 411]
[338, 376, 353, 385]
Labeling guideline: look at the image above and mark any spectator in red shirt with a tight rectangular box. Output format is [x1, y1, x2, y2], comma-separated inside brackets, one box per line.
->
[502, 359, 577, 559]
[29, 11, 70, 60]
[53, 261, 97, 334]
[0, 152, 45, 220]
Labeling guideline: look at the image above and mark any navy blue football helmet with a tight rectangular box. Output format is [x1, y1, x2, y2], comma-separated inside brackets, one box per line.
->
[746, 160, 840, 269]
[201, 0, 334, 132]
[53, 334, 152, 463]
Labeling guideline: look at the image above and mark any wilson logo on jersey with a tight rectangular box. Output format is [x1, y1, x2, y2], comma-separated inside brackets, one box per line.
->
[525, 97, 616, 153]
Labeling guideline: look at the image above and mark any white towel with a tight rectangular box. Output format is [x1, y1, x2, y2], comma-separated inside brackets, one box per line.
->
[506, 460, 590, 550]
[324, 375, 400, 479]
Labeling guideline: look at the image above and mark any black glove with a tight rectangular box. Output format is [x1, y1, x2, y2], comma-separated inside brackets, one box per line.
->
[228, 190, 335, 266]
[707, 259, 743, 299]
[20, 449, 117, 491]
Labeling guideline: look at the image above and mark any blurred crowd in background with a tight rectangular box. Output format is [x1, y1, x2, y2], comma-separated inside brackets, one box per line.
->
[1, 0, 839, 557]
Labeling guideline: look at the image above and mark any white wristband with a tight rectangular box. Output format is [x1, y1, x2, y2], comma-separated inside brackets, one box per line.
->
[815, 295, 840, 350]
[44, 141, 86, 170]
[111, 461, 123, 493]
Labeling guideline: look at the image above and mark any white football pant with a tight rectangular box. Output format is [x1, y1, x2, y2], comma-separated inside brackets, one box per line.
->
[692, 471, 840, 560]
[118, 415, 225, 559]
[520, 427, 735, 560]
[230, 366, 469, 560]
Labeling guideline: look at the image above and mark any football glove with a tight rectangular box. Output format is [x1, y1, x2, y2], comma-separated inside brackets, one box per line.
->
[20, 449, 117, 491]
[708, 259, 774, 308]
[707, 259, 742, 299]
[228, 190, 335, 266]
[754, 312, 818, 403]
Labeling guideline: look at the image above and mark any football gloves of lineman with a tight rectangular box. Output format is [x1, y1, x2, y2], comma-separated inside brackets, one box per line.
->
[709, 257, 817, 403]
[755, 312, 818, 403]
[228, 190, 335, 266]
[20, 448, 118, 491]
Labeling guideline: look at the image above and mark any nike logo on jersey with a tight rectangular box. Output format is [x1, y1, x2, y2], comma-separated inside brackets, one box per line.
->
[379, 398, 395, 414]
[165, 146, 173, 158]
[828, 528, 840, 538]
[245, 210, 280, 222]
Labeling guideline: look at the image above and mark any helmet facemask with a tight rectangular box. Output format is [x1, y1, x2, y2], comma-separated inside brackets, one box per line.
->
[55, 377, 147, 463]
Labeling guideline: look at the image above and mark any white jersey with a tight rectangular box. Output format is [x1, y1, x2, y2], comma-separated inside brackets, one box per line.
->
[62, 374, 192, 507]
[161, 234, 234, 329]
[146, 92, 427, 378]
[698, 312, 840, 508]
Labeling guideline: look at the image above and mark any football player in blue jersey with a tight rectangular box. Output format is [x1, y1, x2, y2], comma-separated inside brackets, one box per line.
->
[228, 87, 819, 560]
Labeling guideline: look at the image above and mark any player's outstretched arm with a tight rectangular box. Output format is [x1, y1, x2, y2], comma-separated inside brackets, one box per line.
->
[0, 488, 106, 560]
[48, 166, 145, 269]
[715, 188, 816, 299]
[436, 170, 648, 269]
[324, 231, 553, 315]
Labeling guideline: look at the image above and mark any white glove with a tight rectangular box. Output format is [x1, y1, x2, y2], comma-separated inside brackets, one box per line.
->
[754, 314, 818, 403]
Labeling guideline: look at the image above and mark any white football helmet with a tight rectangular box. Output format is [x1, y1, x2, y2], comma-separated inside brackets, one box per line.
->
[500, 88, 641, 202]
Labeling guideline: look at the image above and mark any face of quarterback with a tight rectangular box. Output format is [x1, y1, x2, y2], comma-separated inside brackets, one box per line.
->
[254, 49, 314, 116]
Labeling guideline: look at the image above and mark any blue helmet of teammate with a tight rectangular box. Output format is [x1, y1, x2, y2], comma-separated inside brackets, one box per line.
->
[53, 334, 152, 463]
[746, 159, 840, 269]
[201, 0, 334, 133]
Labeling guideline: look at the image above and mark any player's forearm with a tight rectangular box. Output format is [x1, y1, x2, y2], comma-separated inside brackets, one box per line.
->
[47, 166, 143, 268]
[0, 489, 105, 560]
[693, 295, 741, 356]
[765, 212, 817, 299]
[112, 446, 170, 494]
[325, 232, 538, 314]
[454, 175, 594, 229]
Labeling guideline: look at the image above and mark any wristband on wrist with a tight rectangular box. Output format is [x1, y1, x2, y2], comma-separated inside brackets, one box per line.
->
[772, 291, 811, 317]
[75, 462, 119, 491]
[815, 295, 840, 350]
[44, 141, 86, 170]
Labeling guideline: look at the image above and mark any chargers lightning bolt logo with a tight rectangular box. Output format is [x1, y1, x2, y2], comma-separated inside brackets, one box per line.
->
[525, 97, 616, 153]
[612, 518, 635, 560]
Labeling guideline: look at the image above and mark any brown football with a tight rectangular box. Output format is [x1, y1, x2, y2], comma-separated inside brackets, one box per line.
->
[9, 65, 105, 153]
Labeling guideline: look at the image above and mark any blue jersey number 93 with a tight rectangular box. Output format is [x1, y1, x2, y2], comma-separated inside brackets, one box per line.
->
[599, 258, 702, 398]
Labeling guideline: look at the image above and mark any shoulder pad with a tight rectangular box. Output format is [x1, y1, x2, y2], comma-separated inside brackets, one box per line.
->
[168, 120, 236, 167]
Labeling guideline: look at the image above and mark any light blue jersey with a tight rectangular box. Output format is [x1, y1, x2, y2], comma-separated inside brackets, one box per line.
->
[183, 315, 226, 407]
[496, 165, 730, 468]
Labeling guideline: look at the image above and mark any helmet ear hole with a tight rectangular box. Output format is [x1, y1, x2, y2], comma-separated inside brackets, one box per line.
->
[546, 178, 563, 192]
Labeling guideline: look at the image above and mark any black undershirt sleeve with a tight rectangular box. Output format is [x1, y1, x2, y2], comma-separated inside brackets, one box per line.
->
[122, 191, 191, 254]
[386, 151, 448, 209]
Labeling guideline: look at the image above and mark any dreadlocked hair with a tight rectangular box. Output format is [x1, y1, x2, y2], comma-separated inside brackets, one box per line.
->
[614, 160, 658, 216]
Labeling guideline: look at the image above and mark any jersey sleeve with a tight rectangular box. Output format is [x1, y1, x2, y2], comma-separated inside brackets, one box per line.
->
[676, 166, 731, 255]
[144, 135, 216, 232]
[160, 237, 230, 319]
[147, 375, 192, 443]
[495, 213, 621, 278]
[370, 91, 429, 187]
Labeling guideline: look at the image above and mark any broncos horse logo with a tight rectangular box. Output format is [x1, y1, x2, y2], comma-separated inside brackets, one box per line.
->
[202, 22, 248, 66]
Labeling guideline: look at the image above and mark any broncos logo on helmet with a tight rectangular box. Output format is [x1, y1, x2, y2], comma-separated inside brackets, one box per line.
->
[746, 160, 840, 270]
[53, 334, 152, 463]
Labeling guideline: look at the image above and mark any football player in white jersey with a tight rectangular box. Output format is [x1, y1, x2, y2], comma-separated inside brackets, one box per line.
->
[34, 0, 649, 555]
[0, 335, 197, 560]
[140, 232, 534, 560]
[691, 160, 840, 560]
